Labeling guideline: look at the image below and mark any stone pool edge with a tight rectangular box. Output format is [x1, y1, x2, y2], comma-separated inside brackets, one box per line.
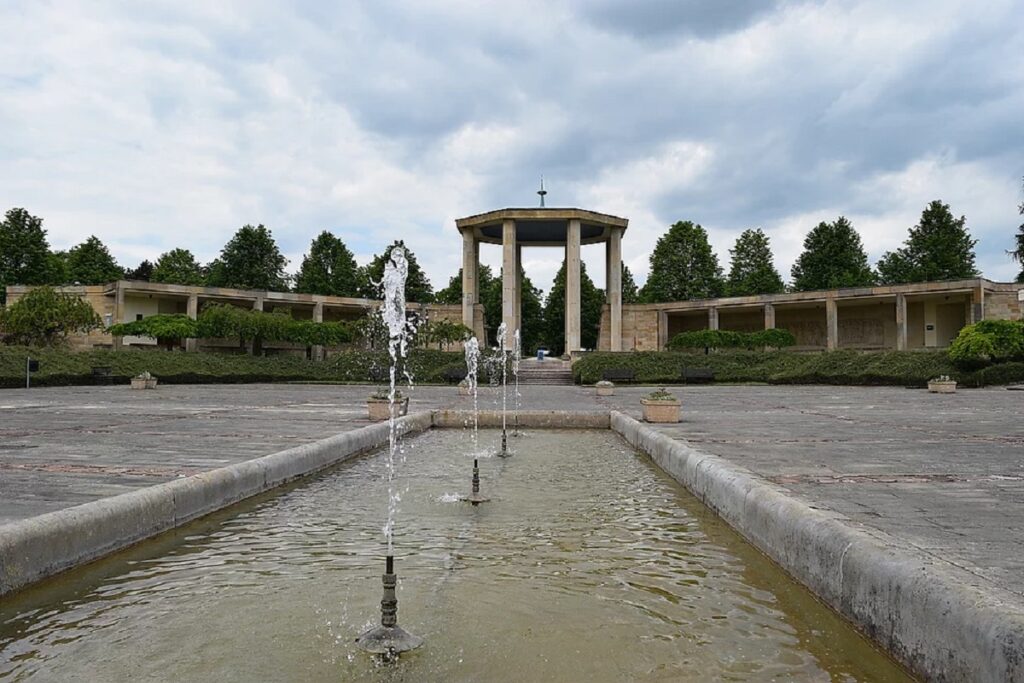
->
[610, 410, 1024, 683]
[0, 411, 435, 597]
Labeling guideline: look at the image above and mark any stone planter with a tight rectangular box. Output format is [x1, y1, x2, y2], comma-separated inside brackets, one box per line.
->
[130, 377, 158, 390]
[641, 398, 680, 423]
[596, 381, 615, 396]
[458, 383, 472, 396]
[928, 380, 957, 394]
[367, 397, 409, 421]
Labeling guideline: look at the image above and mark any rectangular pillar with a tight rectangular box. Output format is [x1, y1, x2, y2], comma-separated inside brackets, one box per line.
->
[708, 307, 719, 331]
[514, 244, 522, 337]
[895, 294, 907, 351]
[112, 283, 125, 351]
[763, 302, 775, 329]
[565, 218, 581, 353]
[607, 228, 622, 351]
[461, 230, 477, 334]
[970, 285, 985, 324]
[252, 296, 264, 312]
[658, 310, 669, 350]
[185, 294, 199, 352]
[501, 219, 517, 347]
[826, 298, 838, 350]
[312, 301, 324, 361]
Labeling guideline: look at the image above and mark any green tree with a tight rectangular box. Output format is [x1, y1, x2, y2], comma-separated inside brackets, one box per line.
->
[206, 224, 288, 291]
[0, 286, 102, 345]
[542, 261, 605, 355]
[125, 260, 154, 281]
[621, 263, 639, 304]
[434, 264, 543, 351]
[359, 240, 434, 302]
[877, 200, 979, 284]
[640, 221, 724, 302]
[725, 228, 785, 296]
[0, 208, 54, 304]
[294, 231, 360, 297]
[47, 251, 69, 286]
[66, 236, 125, 285]
[108, 314, 198, 350]
[1010, 179, 1024, 283]
[152, 248, 205, 286]
[791, 217, 875, 291]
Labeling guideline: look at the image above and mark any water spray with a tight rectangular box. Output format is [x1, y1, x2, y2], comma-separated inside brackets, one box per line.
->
[357, 245, 423, 658]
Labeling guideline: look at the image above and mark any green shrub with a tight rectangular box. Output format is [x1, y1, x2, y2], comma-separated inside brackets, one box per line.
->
[573, 349, 1022, 387]
[109, 314, 198, 350]
[667, 328, 795, 351]
[0, 287, 102, 346]
[949, 320, 1024, 368]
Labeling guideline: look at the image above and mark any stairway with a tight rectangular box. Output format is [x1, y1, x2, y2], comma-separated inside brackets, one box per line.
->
[515, 358, 575, 385]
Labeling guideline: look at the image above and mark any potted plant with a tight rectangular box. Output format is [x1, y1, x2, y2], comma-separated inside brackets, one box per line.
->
[367, 389, 409, 420]
[641, 387, 680, 423]
[928, 375, 957, 394]
[458, 378, 472, 396]
[131, 371, 158, 390]
[596, 380, 615, 396]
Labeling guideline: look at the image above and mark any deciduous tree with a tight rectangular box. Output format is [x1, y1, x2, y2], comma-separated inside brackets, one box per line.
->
[206, 224, 289, 291]
[791, 217, 875, 291]
[621, 264, 639, 304]
[0, 208, 55, 303]
[125, 260, 154, 282]
[66, 236, 124, 285]
[542, 261, 604, 355]
[359, 240, 433, 302]
[877, 200, 978, 284]
[294, 231, 360, 297]
[640, 221, 724, 302]
[152, 248, 205, 286]
[0, 286, 102, 345]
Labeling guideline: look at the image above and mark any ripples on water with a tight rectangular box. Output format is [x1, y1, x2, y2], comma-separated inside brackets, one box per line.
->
[0, 429, 910, 682]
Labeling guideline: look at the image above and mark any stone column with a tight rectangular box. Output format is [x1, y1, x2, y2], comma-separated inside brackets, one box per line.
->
[763, 302, 775, 329]
[514, 244, 522, 336]
[607, 228, 623, 351]
[312, 301, 324, 361]
[895, 293, 907, 351]
[565, 218, 582, 353]
[708, 307, 719, 331]
[826, 298, 838, 350]
[970, 284, 985, 324]
[658, 310, 669, 350]
[185, 294, 199, 352]
[501, 219, 517, 347]
[252, 296, 264, 312]
[461, 230, 477, 333]
[112, 283, 125, 351]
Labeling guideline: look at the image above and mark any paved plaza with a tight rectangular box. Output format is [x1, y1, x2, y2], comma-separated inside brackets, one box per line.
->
[1, 382, 1021, 600]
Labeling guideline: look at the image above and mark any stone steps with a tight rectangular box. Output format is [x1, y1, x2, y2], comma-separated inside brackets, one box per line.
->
[515, 362, 575, 385]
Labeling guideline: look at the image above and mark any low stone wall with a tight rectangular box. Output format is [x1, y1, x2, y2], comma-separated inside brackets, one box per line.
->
[610, 410, 1024, 683]
[0, 411, 434, 597]
[432, 409, 609, 429]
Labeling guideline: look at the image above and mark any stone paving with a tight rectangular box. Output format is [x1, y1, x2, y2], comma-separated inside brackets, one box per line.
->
[1, 381, 1021, 598]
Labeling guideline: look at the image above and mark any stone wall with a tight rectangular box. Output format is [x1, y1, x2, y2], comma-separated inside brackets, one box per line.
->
[986, 286, 1023, 321]
[598, 305, 660, 351]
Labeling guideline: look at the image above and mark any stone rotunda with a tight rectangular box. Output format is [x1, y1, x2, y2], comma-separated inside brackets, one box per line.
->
[455, 207, 628, 353]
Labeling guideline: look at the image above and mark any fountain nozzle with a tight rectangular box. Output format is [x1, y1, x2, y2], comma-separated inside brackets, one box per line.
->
[499, 428, 509, 457]
[355, 555, 423, 660]
[462, 458, 490, 505]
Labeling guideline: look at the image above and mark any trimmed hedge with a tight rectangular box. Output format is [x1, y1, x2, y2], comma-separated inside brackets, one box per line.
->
[667, 328, 796, 351]
[573, 350, 1024, 387]
[0, 346, 465, 388]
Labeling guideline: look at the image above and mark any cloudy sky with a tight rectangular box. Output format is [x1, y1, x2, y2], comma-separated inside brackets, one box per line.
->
[2, 0, 1023, 294]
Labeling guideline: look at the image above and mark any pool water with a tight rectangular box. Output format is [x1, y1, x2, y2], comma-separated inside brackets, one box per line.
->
[0, 429, 911, 681]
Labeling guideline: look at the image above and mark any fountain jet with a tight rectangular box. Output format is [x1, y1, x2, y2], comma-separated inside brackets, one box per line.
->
[355, 555, 423, 659]
[462, 458, 490, 505]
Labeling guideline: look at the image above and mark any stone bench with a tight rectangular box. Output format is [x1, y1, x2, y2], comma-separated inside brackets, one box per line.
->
[601, 368, 637, 383]
[680, 367, 714, 384]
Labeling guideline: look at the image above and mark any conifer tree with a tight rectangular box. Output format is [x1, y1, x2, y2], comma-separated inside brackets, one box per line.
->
[0, 208, 53, 304]
[206, 224, 288, 290]
[877, 200, 978, 284]
[359, 240, 434, 302]
[725, 228, 785, 296]
[152, 248, 205, 286]
[542, 261, 604, 354]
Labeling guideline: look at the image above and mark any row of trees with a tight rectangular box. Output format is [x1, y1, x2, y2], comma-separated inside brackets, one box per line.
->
[0, 211, 436, 305]
[641, 199, 992, 303]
